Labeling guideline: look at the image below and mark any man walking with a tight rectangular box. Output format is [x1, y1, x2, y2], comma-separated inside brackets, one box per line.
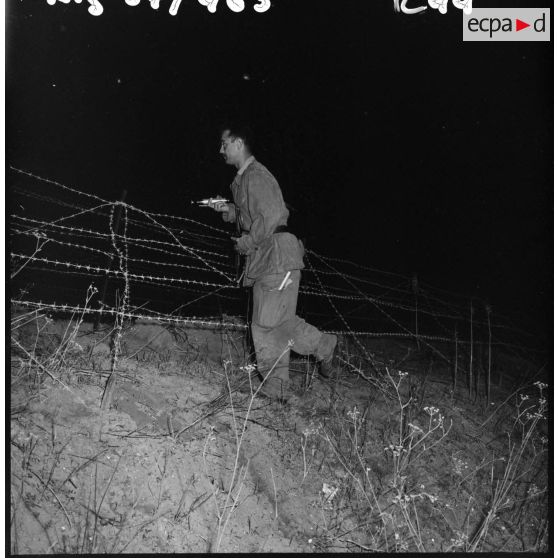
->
[211, 123, 337, 402]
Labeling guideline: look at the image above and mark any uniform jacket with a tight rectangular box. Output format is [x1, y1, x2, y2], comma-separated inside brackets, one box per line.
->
[222, 158, 305, 285]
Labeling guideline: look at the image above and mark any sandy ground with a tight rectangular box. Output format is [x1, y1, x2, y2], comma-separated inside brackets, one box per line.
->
[10, 321, 549, 553]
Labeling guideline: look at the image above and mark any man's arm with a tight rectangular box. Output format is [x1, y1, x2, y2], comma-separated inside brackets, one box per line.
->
[236, 171, 284, 254]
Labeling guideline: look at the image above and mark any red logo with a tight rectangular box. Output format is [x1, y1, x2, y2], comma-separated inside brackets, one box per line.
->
[516, 18, 531, 31]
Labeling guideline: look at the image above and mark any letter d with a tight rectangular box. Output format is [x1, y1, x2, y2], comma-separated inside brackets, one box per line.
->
[534, 13, 545, 32]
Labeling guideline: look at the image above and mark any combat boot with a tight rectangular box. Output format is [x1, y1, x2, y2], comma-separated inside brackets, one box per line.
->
[319, 343, 338, 378]
[256, 375, 295, 404]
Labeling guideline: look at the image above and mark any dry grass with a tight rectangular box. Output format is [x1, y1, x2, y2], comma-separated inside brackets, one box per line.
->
[286, 360, 548, 552]
[10, 307, 549, 553]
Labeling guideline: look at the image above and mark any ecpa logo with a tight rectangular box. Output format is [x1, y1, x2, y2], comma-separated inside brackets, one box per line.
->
[463, 8, 550, 41]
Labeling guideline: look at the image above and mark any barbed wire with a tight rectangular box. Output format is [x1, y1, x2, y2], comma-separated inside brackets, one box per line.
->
[307, 250, 459, 368]
[7, 299, 450, 342]
[11, 166, 538, 325]
[304, 250, 381, 368]
[12, 299, 249, 329]
[13, 230, 237, 275]
[117, 201, 235, 282]
[10, 297, 535, 353]
[21, 266, 241, 303]
[12, 215, 232, 264]
[10, 205, 534, 336]
[9, 166, 542, 361]
[10, 253, 237, 289]
[310, 251, 413, 281]
[15, 217, 525, 328]
[309, 268, 419, 296]
[13, 251, 468, 313]
[11, 165, 232, 237]
[14, 185, 230, 248]
[11, 166, 110, 203]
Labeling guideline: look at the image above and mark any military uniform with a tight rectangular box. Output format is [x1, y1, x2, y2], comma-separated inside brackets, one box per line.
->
[221, 156, 337, 397]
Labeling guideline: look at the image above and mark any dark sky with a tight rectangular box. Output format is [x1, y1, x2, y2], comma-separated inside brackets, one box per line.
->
[7, 0, 553, 334]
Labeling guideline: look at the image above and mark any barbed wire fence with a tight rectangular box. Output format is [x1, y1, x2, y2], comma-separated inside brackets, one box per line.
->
[9, 166, 545, 398]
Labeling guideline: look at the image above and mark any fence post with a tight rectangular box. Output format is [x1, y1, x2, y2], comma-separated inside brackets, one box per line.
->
[94, 189, 127, 331]
[486, 303, 492, 406]
[412, 273, 420, 349]
[469, 299, 474, 400]
[453, 324, 458, 394]
[101, 202, 130, 410]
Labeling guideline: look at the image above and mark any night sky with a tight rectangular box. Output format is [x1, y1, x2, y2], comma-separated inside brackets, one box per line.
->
[7, 0, 553, 336]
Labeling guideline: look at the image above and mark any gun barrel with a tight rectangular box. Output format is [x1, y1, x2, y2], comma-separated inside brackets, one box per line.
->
[193, 197, 229, 206]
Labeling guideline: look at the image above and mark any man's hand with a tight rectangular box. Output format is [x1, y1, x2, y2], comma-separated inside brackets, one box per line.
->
[208, 196, 229, 212]
[231, 235, 254, 255]
[231, 236, 242, 252]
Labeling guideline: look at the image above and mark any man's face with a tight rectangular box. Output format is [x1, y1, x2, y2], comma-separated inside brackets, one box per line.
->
[219, 130, 241, 166]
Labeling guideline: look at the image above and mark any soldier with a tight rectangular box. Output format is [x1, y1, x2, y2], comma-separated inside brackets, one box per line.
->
[210, 122, 338, 402]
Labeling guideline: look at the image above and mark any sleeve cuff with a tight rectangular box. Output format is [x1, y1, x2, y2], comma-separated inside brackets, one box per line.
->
[237, 234, 256, 254]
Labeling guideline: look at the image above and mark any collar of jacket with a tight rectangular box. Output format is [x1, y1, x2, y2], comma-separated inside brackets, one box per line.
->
[236, 155, 255, 176]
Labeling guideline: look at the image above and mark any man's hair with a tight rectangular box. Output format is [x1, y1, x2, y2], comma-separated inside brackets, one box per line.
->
[221, 121, 255, 154]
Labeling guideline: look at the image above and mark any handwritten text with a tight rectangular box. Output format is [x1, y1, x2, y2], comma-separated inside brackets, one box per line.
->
[45, 0, 271, 16]
[393, 0, 473, 15]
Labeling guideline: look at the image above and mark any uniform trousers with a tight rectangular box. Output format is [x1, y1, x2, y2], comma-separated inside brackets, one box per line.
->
[250, 269, 337, 395]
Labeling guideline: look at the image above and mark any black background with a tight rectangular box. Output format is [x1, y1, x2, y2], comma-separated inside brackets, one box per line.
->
[7, 0, 553, 337]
